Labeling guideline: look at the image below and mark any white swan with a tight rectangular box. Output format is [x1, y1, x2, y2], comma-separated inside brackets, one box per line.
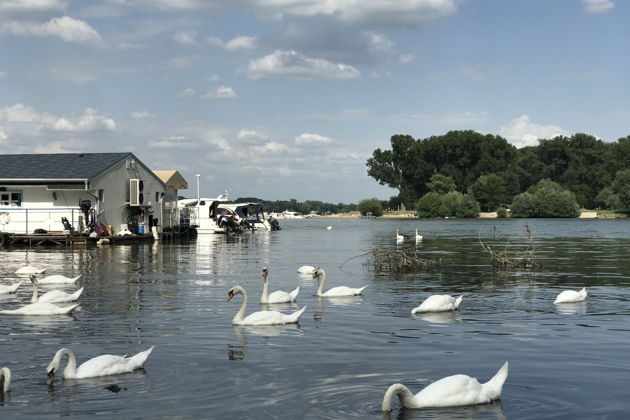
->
[30, 277, 84, 303]
[312, 268, 367, 297]
[228, 285, 306, 325]
[554, 287, 587, 304]
[0, 367, 10, 392]
[411, 294, 463, 314]
[46, 346, 154, 385]
[297, 265, 316, 274]
[325, 225, 332, 230]
[415, 229, 423, 241]
[0, 301, 78, 315]
[260, 267, 299, 304]
[396, 229, 404, 242]
[34, 274, 82, 285]
[382, 362, 509, 411]
[0, 281, 22, 294]
[16, 265, 47, 275]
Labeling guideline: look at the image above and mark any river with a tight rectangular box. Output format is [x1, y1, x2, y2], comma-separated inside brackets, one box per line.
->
[1, 217, 629, 419]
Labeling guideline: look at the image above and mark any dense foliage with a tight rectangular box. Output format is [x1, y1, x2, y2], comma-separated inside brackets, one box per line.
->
[367, 131, 630, 212]
[357, 198, 384, 217]
[510, 179, 580, 218]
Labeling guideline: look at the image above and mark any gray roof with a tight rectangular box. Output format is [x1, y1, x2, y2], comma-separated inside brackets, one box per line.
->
[0, 153, 133, 180]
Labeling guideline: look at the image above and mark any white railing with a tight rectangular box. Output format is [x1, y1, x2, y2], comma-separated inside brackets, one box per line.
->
[0, 208, 80, 234]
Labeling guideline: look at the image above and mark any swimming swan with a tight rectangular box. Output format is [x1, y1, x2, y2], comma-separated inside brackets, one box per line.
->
[411, 294, 463, 314]
[297, 265, 316, 274]
[0, 281, 22, 294]
[554, 287, 587, 304]
[312, 268, 367, 297]
[228, 285, 306, 325]
[415, 229, 423, 241]
[0, 302, 78, 315]
[260, 267, 299, 304]
[0, 367, 10, 392]
[382, 362, 509, 411]
[46, 346, 154, 385]
[30, 276, 84, 303]
[15, 265, 48, 275]
[33, 274, 82, 285]
[396, 229, 404, 242]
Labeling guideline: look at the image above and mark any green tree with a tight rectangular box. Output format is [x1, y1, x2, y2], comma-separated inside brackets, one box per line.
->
[511, 179, 580, 218]
[469, 173, 509, 212]
[594, 187, 620, 210]
[415, 192, 447, 218]
[427, 174, 457, 194]
[611, 169, 630, 209]
[358, 198, 384, 217]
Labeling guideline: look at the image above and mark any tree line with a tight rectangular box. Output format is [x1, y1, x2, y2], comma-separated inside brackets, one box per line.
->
[365, 130, 630, 216]
[234, 197, 356, 215]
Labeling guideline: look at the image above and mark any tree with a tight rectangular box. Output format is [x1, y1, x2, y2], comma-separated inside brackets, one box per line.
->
[510, 179, 580, 218]
[469, 173, 509, 212]
[415, 191, 479, 218]
[427, 174, 456, 194]
[594, 187, 620, 210]
[358, 198, 384, 217]
[611, 169, 630, 209]
[416, 192, 447, 218]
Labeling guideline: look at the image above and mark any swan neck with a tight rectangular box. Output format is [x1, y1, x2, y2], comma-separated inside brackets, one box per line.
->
[382, 384, 416, 411]
[317, 270, 326, 295]
[233, 288, 248, 324]
[261, 274, 269, 303]
[55, 348, 77, 378]
[31, 284, 38, 303]
[0, 368, 10, 392]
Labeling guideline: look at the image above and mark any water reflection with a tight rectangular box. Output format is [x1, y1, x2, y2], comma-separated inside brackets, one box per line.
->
[229, 324, 304, 360]
[554, 301, 587, 315]
[314, 296, 363, 324]
[414, 311, 461, 324]
[382, 400, 507, 420]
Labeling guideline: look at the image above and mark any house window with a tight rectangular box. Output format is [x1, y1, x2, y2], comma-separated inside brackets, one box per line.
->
[1, 192, 22, 207]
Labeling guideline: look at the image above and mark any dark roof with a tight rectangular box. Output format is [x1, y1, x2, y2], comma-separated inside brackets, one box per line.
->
[0, 153, 133, 180]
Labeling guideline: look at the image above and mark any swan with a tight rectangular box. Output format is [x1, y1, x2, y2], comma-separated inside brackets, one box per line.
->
[297, 265, 316, 274]
[30, 276, 84, 303]
[415, 229, 423, 241]
[554, 287, 587, 304]
[260, 267, 299, 304]
[0, 281, 22, 294]
[33, 274, 82, 284]
[227, 285, 306, 325]
[396, 229, 404, 242]
[312, 268, 367, 297]
[0, 300, 78, 315]
[0, 367, 10, 392]
[16, 265, 47, 275]
[325, 225, 333, 230]
[411, 294, 463, 314]
[382, 362, 509, 411]
[46, 346, 154, 385]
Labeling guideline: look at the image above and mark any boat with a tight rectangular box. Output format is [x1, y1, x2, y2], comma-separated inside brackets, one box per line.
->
[177, 191, 279, 234]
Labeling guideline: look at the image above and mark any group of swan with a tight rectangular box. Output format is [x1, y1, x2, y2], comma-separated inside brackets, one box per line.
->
[0, 346, 154, 392]
[0, 274, 84, 316]
[227, 267, 366, 326]
[395, 229, 423, 242]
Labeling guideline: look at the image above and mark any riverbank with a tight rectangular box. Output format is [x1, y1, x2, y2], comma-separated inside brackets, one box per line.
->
[313, 209, 626, 219]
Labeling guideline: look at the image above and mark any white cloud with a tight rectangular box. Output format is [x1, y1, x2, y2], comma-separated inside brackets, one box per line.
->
[237, 129, 266, 140]
[500, 115, 569, 148]
[0, 127, 7, 142]
[246, 50, 360, 80]
[0, 0, 66, 15]
[206, 35, 256, 50]
[130, 111, 155, 119]
[582, 0, 614, 14]
[295, 133, 334, 144]
[199, 85, 237, 99]
[173, 30, 197, 45]
[206, 74, 220, 82]
[177, 87, 196, 98]
[0, 16, 102, 44]
[149, 135, 195, 148]
[399, 53, 415, 64]
[53, 108, 116, 132]
[368, 33, 394, 53]
[253, 141, 289, 153]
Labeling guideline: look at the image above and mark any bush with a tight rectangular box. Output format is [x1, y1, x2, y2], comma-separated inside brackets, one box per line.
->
[416, 191, 480, 218]
[358, 198, 384, 217]
[510, 179, 580, 217]
[496, 207, 509, 218]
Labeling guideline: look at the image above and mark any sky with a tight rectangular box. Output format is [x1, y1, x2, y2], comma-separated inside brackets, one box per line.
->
[0, 0, 628, 203]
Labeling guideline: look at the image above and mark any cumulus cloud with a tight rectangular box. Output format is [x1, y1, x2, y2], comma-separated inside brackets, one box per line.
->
[582, 0, 614, 14]
[53, 108, 116, 132]
[0, 104, 115, 135]
[178, 86, 237, 99]
[246, 50, 360, 80]
[237, 129, 266, 140]
[0, 16, 102, 44]
[500, 114, 569, 148]
[0, 0, 66, 15]
[177, 87, 196, 98]
[294, 133, 334, 144]
[206, 35, 256, 50]
[173, 30, 197, 45]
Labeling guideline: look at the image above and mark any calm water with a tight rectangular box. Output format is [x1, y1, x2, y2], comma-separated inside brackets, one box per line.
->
[1, 218, 630, 419]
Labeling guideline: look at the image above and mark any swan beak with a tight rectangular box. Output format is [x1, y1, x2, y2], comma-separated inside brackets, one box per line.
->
[46, 369, 55, 386]
[227, 291, 234, 302]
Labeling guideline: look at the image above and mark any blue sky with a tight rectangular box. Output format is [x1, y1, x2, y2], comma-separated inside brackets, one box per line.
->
[1, 0, 627, 203]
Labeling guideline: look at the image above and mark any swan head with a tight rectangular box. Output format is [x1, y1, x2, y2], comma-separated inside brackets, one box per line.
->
[227, 286, 243, 302]
[30, 274, 38, 284]
[46, 360, 59, 386]
[261, 267, 269, 279]
[312, 267, 323, 280]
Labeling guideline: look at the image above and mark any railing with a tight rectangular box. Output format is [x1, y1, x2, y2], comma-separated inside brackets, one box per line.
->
[0, 208, 79, 234]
